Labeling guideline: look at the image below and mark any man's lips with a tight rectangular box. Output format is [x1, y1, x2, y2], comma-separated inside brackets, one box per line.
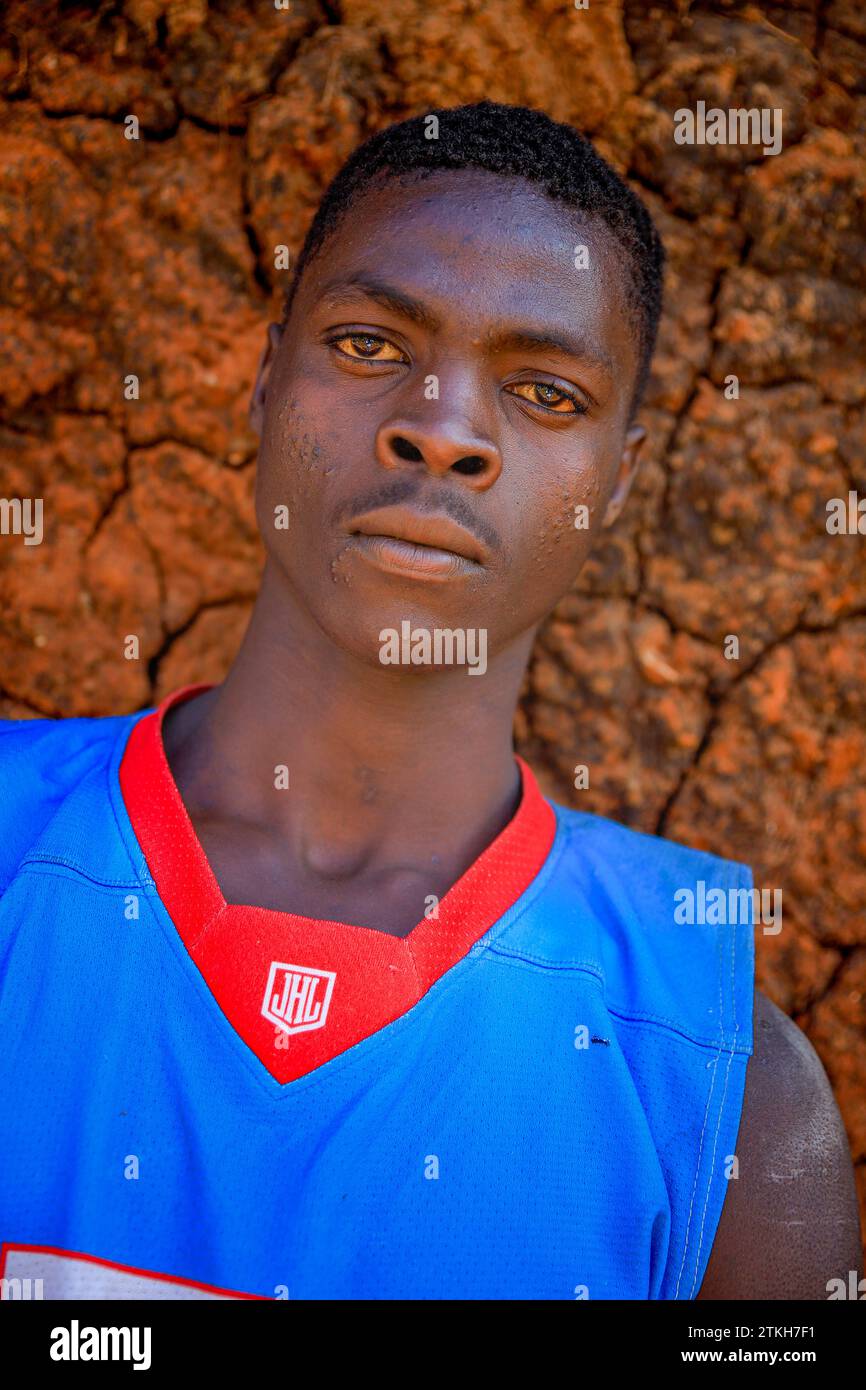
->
[346, 505, 487, 568]
[347, 533, 473, 579]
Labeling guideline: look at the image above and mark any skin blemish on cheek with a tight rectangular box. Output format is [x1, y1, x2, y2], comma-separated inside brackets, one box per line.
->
[283, 432, 325, 481]
[329, 551, 354, 586]
[356, 766, 379, 805]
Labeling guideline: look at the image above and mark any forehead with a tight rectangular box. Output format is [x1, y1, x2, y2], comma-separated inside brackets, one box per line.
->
[299, 169, 638, 371]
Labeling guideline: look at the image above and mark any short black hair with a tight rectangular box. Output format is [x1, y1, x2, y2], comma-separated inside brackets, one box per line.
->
[282, 100, 665, 413]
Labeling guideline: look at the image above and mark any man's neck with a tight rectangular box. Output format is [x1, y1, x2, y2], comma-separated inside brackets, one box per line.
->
[161, 561, 536, 934]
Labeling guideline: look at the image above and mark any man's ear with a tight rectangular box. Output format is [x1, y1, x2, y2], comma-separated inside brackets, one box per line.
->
[249, 322, 284, 436]
[601, 424, 646, 529]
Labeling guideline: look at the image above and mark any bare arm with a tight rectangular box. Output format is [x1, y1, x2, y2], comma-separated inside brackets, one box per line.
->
[697, 989, 862, 1300]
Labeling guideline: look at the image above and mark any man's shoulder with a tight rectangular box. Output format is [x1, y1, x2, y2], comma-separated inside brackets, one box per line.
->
[554, 800, 753, 891]
[0, 708, 145, 891]
[512, 800, 757, 1060]
[551, 802, 756, 972]
[0, 707, 136, 785]
[697, 989, 862, 1299]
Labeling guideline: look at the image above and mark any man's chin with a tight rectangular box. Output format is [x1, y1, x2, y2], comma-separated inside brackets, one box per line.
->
[317, 609, 494, 682]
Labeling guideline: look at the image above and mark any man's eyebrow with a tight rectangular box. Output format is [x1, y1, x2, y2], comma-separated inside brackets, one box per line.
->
[318, 277, 440, 332]
[484, 327, 614, 375]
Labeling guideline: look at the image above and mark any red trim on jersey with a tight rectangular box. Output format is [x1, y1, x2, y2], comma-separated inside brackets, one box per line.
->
[0, 1241, 265, 1299]
[119, 684, 556, 1085]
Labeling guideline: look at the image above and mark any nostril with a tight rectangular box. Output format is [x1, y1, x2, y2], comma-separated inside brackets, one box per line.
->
[391, 436, 424, 463]
[453, 456, 486, 476]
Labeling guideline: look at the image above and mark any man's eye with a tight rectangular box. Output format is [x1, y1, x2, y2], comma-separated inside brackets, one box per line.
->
[330, 334, 406, 362]
[508, 382, 586, 414]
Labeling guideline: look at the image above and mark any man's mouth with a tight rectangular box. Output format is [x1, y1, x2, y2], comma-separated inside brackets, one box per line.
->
[345, 505, 487, 579]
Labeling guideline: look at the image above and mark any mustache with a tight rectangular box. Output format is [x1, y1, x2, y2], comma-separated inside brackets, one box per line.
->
[334, 477, 500, 553]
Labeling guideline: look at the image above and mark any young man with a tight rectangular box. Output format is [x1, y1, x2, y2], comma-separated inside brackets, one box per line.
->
[0, 102, 860, 1301]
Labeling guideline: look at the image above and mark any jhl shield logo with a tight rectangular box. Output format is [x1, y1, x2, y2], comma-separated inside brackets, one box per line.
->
[262, 961, 336, 1036]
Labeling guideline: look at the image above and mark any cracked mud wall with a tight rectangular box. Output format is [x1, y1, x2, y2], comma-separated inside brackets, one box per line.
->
[0, 1, 864, 1246]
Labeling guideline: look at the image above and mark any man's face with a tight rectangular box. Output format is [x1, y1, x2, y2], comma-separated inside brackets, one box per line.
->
[251, 169, 646, 670]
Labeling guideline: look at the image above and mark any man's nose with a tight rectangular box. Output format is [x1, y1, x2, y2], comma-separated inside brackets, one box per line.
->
[374, 414, 502, 490]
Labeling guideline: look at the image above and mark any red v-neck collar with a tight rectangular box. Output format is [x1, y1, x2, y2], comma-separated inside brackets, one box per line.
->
[119, 683, 557, 1084]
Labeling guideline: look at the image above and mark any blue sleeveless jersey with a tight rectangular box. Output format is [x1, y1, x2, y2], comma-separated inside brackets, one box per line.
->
[0, 692, 754, 1300]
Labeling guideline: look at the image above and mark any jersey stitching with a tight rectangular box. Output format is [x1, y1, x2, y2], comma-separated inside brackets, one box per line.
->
[689, 868, 743, 1297]
[597, 1005, 746, 1058]
[485, 945, 750, 1055]
[484, 945, 605, 979]
[672, 936, 723, 1297]
[12, 858, 146, 891]
[674, 864, 742, 1299]
[405, 933, 423, 999]
[187, 901, 237, 952]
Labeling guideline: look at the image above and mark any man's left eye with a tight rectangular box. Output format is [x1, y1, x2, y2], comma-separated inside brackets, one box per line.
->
[507, 382, 584, 414]
[331, 334, 406, 362]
